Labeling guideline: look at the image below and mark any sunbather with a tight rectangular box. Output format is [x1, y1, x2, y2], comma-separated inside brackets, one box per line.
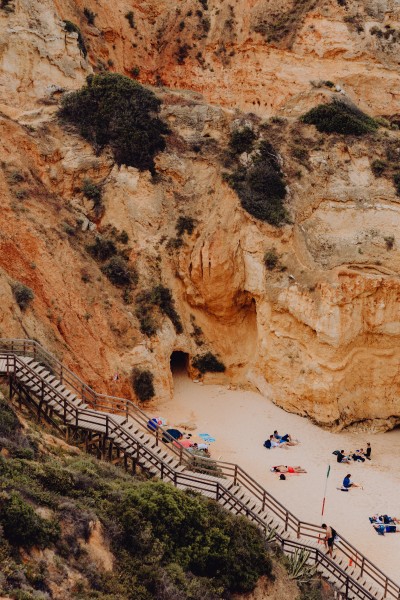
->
[271, 465, 307, 473]
[273, 431, 298, 444]
[162, 428, 183, 443]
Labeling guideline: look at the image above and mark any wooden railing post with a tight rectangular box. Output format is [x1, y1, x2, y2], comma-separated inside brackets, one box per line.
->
[360, 555, 365, 577]
[297, 521, 301, 539]
[216, 482, 220, 501]
[155, 428, 159, 447]
[284, 512, 289, 532]
[60, 366, 63, 384]
[234, 464, 238, 486]
[345, 576, 349, 599]
[105, 416, 109, 438]
[262, 490, 266, 512]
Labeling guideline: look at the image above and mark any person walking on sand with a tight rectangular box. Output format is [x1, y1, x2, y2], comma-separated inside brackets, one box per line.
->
[322, 523, 337, 557]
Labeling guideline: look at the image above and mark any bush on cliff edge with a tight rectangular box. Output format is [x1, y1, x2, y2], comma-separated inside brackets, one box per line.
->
[58, 73, 169, 173]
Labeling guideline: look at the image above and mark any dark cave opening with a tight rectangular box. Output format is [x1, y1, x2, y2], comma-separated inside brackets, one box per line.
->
[170, 351, 189, 376]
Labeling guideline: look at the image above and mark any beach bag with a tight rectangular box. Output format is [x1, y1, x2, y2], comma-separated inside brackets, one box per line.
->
[263, 440, 271, 449]
[385, 525, 396, 533]
[279, 474, 286, 480]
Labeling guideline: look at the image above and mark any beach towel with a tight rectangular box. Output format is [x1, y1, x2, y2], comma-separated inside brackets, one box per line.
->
[199, 433, 216, 443]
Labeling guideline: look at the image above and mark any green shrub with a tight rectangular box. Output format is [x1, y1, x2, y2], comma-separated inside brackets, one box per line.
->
[0, 492, 60, 548]
[131, 369, 155, 401]
[136, 286, 183, 335]
[131, 66, 140, 78]
[301, 99, 379, 135]
[12, 282, 34, 311]
[371, 159, 387, 177]
[228, 140, 288, 226]
[0, 397, 19, 438]
[264, 248, 279, 270]
[125, 11, 135, 28]
[82, 178, 102, 206]
[63, 21, 87, 57]
[87, 236, 117, 261]
[192, 352, 225, 374]
[151, 285, 183, 334]
[102, 256, 138, 288]
[117, 230, 129, 244]
[229, 127, 256, 155]
[83, 7, 96, 25]
[176, 216, 196, 237]
[114, 482, 271, 593]
[58, 74, 169, 173]
[394, 172, 400, 195]
[384, 235, 395, 250]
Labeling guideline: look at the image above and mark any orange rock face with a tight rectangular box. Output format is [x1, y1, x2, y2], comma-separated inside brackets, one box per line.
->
[1, 0, 400, 428]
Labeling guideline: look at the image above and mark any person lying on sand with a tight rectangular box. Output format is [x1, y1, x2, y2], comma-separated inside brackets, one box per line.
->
[271, 465, 307, 473]
[352, 449, 365, 463]
[273, 431, 299, 444]
[265, 435, 287, 449]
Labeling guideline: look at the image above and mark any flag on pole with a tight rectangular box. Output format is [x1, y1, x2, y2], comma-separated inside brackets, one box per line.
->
[321, 464, 331, 517]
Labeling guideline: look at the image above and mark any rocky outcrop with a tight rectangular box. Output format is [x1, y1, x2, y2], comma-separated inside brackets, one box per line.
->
[1, 0, 400, 429]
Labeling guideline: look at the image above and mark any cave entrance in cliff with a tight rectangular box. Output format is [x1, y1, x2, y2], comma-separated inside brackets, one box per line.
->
[170, 351, 189, 377]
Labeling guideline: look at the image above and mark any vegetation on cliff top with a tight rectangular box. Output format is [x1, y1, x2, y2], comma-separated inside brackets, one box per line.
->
[0, 396, 272, 599]
[58, 73, 169, 173]
[301, 99, 379, 136]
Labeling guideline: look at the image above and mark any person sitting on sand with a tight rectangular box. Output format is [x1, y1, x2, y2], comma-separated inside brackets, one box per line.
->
[271, 465, 307, 473]
[336, 450, 351, 464]
[352, 449, 365, 463]
[343, 474, 362, 489]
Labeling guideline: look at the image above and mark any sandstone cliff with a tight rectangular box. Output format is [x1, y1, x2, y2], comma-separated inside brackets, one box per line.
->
[1, 0, 400, 429]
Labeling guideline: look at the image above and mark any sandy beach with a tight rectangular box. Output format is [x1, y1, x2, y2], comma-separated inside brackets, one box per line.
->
[154, 369, 400, 583]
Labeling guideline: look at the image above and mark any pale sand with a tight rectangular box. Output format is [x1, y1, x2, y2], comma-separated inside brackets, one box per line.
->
[154, 371, 400, 584]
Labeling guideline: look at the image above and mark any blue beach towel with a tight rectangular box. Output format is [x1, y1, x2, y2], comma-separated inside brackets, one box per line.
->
[199, 433, 216, 443]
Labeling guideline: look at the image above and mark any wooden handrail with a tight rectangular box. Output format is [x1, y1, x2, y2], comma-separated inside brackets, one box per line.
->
[0, 339, 399, 599]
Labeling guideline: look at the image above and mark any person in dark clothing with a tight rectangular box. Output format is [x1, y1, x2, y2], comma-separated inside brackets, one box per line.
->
[322, 523, 337, 557]
[336, 450, 351, 463]
[352, 450, 365, 462]
[363, 443, 372, 460]
[162, 428, 183, 443]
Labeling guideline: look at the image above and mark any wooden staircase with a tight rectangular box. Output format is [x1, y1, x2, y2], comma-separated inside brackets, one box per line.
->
[0, 341, 398, 600]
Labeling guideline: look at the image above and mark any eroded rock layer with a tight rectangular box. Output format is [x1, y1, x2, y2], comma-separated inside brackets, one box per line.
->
[1, 0, 400, 429]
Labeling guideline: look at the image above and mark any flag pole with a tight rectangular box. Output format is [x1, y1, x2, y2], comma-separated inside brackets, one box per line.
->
[321, 464, 331, 519]
[318, 464, 331, 545]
